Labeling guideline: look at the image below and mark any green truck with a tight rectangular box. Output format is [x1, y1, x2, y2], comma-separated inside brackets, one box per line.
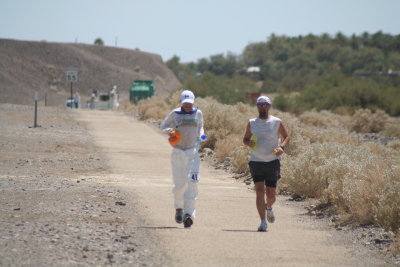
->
[129, 80, 155, 103]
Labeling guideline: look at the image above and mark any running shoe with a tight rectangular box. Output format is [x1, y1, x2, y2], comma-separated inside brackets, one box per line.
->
[258, 221, 267, 232]
[175, 208, 183, 224]
[266, 208, 275, 223]
[183, 214, 193, 228]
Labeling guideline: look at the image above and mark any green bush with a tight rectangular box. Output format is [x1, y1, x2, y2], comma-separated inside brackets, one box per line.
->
[183, 72, 259, 105]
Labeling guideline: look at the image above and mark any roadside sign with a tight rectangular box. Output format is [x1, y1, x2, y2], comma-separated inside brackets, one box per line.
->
[66, 67, 78, 82]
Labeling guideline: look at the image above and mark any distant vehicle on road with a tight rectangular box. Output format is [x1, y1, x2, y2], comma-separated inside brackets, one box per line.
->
[65, 98, 75, 108]
[130, 80, 155, 103]
[92, 85, 119, 110]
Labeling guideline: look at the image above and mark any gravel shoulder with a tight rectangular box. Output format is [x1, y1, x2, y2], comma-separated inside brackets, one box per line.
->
[0, 104, 168, 266]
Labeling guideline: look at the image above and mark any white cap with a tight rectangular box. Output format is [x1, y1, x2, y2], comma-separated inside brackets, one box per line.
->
[256, 95, 271, 104]
[180, 90, 195, 104]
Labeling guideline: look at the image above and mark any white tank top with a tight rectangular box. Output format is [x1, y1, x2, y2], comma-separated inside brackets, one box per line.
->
[249, 116, 281, 162]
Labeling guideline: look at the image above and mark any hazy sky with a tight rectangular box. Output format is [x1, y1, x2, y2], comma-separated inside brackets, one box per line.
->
[1, 0, 399, 62]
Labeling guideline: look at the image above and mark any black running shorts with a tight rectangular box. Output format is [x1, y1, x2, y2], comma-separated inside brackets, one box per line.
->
[249, 160, 281, 188]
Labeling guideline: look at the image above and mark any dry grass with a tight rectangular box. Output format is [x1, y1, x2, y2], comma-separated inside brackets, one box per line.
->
[349, 109, 388, 133]
[387, 140, 400, 150]
[281, 143, 398, 225]
[375, 177, 400, 232]
[381, 122, 400, 138]
[136, 97, 171, 121]
[299, 110, 348, 128]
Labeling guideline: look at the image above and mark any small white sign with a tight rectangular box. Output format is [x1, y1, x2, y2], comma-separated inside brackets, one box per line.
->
[66, 68, 78, 82]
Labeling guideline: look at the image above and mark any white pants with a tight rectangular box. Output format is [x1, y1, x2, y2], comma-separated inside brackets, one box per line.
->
[171, 147, 200, 217]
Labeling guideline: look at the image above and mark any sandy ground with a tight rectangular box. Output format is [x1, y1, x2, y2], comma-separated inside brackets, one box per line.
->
[0, 104, 396, 266]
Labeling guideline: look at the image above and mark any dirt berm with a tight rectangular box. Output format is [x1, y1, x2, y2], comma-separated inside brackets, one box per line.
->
[0, 39, 181, 106]
[0, 104, 394, 266]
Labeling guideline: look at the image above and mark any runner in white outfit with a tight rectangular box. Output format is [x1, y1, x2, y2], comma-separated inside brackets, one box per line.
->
[160, 90, 204, 228]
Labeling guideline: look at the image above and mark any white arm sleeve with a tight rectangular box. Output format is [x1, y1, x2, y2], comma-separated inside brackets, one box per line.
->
[198, 110, 204, 137]
[160, 111, 175, 134]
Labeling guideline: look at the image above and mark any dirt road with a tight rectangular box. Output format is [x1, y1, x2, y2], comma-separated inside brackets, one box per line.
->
[75, 110, 388, 267]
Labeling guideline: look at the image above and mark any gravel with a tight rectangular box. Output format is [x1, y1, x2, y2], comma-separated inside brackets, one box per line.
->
[0, 104, 168, 266]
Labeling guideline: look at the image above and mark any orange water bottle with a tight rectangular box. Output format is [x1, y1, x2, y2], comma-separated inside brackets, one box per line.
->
[168, 130, 181, 146]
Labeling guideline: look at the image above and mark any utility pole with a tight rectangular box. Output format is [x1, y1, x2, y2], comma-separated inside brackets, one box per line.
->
[34, 90, 39, 128]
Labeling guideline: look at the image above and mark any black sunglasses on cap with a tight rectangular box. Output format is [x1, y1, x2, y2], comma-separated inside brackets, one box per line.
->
[257, 103, 269, 107]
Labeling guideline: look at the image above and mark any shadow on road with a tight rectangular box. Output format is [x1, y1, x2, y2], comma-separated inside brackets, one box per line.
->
[222, 229, 262, 233]
[138, 226, 180, 230]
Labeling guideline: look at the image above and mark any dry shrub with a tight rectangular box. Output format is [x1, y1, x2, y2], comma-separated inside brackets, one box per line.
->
[323, 157, 388, 224]
[136, 97, 170, 121]
[213, 133, 250, 174]
[118, 101, 136, 112]
[301, 126, 360, 146]
[387, 140, 400, 151]
[274, 111, 309, 156]
[282, 142, 394, 224]
[389, 232, 400, 255]
[381, 123, 400, 138]
[375, 180, 400, 233]
[280, 144, 336, 198]
[349, 109, 388, 133]
[231, 146, 250, 174]
[364, 141, 400, 158]
[167, 89, 184, 107]
[196, 98, 250, 150]
[334, 106, 353, 116]
[235, 102, 255, 117]
[215, 134, 242, 161]
[299, 110, 347, 128]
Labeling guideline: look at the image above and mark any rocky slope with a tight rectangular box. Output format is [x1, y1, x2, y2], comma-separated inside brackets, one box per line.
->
[0, 39, 181, 106]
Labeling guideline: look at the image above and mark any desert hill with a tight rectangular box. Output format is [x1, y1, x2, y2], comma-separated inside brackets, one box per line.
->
[0, 38, 181, 106]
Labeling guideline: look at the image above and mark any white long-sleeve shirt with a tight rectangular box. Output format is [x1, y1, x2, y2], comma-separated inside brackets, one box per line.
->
[160, 107, 204, 150]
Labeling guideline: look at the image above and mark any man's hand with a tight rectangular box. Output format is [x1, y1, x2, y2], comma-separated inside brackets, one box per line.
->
[274, 147, 284, 156]
[163, 128, 174, 136]
[248, 140, 256, 147]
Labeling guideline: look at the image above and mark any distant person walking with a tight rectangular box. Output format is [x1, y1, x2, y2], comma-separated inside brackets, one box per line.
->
[243, 96, 290, 232]
[160, 90, 205, 228]
[73, 92, 80, 109]
[90, 93, 96, 109]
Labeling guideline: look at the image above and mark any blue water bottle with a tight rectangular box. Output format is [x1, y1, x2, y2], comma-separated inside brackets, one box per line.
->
[196, 134, 207, 150]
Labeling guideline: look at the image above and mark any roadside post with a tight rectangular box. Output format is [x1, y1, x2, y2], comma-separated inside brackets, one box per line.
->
[34, 90, 39, 128]
[66, 67, 78, 109]
[44, 87, 48, 106]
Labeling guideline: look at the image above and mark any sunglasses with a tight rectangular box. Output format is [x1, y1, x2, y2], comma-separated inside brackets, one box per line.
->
[257, 103, 269, 107]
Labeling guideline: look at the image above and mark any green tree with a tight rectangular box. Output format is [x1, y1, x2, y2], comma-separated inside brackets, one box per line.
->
[184, 72, 259, 105]
[169, 32, 400, 115]
[166, 55, 181, 77]
[94, 38, 104, 46]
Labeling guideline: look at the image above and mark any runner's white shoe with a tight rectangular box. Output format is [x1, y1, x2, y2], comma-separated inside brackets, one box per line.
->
[258, 221, 267, 232]
[266, 208, 275, 223]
